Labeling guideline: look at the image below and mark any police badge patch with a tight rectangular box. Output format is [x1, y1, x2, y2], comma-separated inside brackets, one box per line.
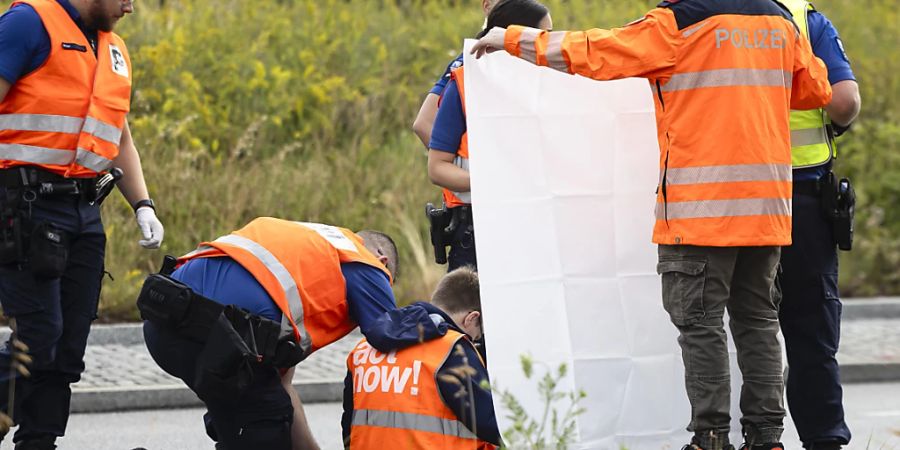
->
[109, 44, 129, 77]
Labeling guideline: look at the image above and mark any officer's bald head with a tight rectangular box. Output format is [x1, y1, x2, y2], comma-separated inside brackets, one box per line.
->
[357, 230, 399, 280]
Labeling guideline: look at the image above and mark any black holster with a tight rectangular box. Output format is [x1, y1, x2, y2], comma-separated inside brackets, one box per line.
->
[137, 268, 302, 368]
[820, 172, 855, 251]
[425, 202, 459, 264]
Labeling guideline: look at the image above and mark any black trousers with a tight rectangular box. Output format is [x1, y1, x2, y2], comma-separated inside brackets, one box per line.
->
[0, 190, 105, 443]
[143, 321, 293, 450]
[779, 192, 851, 447]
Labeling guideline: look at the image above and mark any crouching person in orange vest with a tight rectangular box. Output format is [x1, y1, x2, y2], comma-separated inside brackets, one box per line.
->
[342, 267, 501, 449]
[137, 217, 412, 450]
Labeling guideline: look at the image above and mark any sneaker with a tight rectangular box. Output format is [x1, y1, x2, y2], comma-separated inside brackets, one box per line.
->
[13, 436, 57, 450]
[739, 443, 784, 450]
[808, 442, 841, 450]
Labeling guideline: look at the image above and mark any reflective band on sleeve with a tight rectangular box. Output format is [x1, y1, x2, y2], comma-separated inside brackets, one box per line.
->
[351, 409, 478, 440]
[0, 143, 75, 165]
[664, 163, 792, 186]
[82, 117, 123, 145]
[0, 113, 83, 134]
[790, 127, 828, 147]
[681, 22, 709, 38]
[656, 197, 791, 220]
[213, 234, 312, 355]
[75, 148, 114, 172]
[661, 69, 792, 92]
[546, 32, 568, 72]
[518, 27, 541, 65]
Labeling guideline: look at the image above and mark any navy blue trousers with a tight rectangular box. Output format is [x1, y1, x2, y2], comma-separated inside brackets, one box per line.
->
[447, 211, 477, 272]
[0, 191, 105, 443]
[779, 192, 851, 447]
[143, 321, 293, 450]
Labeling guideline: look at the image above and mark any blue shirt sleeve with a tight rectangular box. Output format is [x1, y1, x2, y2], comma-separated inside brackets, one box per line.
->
[428, 54, 464, 96]
[0, 4, 50, 84]
[437, 339, 502, 446]
[807, 11, 855, 85]
[428, 78, 467, 153]
[342, 262, 397, 337]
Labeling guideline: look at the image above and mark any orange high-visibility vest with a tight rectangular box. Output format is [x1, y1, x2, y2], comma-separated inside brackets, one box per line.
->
[346, 331, 496, 450]
[0, 0, 132, 177]
[439, 66, 471, 208]
[179, 218, 393, 358]
[503, 0, 832, 246]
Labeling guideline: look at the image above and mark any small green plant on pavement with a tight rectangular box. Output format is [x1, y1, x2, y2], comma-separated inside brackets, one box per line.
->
[498, 354, 587, 449]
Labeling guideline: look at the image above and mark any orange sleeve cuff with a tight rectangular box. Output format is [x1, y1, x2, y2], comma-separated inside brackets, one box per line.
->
[505, 26, 523, 57]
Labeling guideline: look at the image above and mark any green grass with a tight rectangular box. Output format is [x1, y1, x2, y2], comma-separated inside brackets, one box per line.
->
[0, 0, 893, 319]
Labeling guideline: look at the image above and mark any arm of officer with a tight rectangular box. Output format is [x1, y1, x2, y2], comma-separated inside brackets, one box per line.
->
[826, 80, 860, 128]
[789, 32, 832, 110]
[281, 366, 321, 450]
[474, 9, 678, 82]
[413, 93, 440, 148]
[342, 262, 399, 343]
[414, 55, 463, 148]
[437, 340, 502, 446]
[427, 79, 469, 192]
[0, 79, 9, 103]
[114, 121, 165, 249]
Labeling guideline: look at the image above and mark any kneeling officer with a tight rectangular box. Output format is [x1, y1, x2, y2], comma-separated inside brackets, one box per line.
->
[138, 217, 402, 450]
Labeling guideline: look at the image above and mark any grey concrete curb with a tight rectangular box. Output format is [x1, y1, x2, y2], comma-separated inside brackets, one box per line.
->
[841, 297, 900, 320]
[70, 379, 344, 414]
[841, 363, 900, 385]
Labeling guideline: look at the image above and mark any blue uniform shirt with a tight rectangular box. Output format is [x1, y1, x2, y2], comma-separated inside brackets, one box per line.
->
[0, 0, 96, 85]
[428, 78, 467, 153]
[794, 10, 856, 182]
[171, 257, 397, 335]
[428, 53, 463, 96]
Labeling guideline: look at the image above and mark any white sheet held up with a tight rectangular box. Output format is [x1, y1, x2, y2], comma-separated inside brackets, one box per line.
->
[462, 40, 707, 449]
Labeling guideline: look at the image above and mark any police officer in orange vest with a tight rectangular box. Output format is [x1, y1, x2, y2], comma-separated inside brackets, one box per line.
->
[342, 267, 501, 449]
[139, 218, 410, 450]
[428, 0, 552, 272]
[0, 0, 163, 448]
[471, 0, 833, 448]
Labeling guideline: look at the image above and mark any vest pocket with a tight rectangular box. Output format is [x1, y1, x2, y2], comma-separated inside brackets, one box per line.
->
[657, 259, 707, 326]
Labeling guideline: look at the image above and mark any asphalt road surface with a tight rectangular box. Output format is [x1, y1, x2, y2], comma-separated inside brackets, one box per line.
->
[5, 382, 899, 449]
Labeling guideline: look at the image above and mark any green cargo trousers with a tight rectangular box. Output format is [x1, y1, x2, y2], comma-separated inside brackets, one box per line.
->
[657, 245, 785, 449]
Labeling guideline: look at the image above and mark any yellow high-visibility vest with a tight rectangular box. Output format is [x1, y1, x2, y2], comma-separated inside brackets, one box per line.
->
[785, 0, 836, 168]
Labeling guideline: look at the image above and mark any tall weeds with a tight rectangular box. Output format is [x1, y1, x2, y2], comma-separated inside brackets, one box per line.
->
[0, 0, 891, 318]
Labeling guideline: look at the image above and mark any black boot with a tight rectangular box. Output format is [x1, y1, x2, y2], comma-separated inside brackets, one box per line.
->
[14, 436, 57, 450]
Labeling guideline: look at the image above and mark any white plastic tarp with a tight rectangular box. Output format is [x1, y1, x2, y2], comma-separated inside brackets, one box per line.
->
[462, 41, 748, 449]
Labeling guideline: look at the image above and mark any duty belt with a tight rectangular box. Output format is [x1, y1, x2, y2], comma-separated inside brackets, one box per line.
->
[0, 167, 96, 196]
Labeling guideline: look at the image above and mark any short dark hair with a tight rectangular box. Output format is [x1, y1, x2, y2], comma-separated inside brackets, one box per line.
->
[477, 0, 550, 38]
[431, 266, 481, 315]
[357, 230, 399, 280]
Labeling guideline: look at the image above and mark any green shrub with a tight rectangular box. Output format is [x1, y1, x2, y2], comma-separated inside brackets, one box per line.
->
[0, 0, 894, 319]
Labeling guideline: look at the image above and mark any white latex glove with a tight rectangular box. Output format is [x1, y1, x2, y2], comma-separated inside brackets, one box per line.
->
[135, 206, 164, 249]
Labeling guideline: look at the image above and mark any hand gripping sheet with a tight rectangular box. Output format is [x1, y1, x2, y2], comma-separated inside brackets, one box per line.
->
[462, 41, 751, 449]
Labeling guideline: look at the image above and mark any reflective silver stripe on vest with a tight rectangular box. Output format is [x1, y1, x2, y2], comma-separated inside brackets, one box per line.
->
[518, 27, 541, 65]
[75, 148, 113, 172]
[0, 113, 83, 134]
[546, 31, 568, 72]
[351, 409, 478, 440]
[452, 156, 471, 203]
[790, 127, 828, 147]
[212, 234, 312, 355]
[0, 143, 74, 165]
[180, 244, 216, 259]
[661, 69, 792, 92]
[656, 197, 791, 220]
[82, 117, 123, 145]
[664, 163, 792, 186]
